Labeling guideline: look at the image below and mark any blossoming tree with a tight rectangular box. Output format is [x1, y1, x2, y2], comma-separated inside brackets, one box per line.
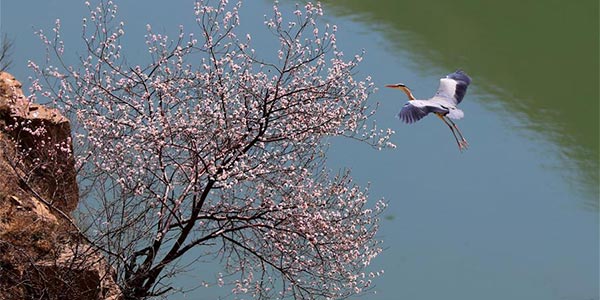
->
[30, 0, 394, 298]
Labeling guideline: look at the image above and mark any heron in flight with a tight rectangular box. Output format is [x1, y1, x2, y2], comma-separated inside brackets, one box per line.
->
[386, 70, 472, 151]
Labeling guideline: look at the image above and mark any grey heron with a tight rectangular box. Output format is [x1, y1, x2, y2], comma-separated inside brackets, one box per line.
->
[386, 70, 472, 151]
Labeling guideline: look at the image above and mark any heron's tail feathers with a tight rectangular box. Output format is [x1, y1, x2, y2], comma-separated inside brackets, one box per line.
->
[446, 108, 464, 119]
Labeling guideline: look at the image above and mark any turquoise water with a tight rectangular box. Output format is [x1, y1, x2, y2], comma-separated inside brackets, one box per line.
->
[1, 1, 597, 299]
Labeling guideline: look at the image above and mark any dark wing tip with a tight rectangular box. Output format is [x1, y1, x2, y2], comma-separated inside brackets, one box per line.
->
[447, 69, 472, 86]
[447, 70, 471, 104]
[397, 110, 413, 124]
[398, 103, 429, 124]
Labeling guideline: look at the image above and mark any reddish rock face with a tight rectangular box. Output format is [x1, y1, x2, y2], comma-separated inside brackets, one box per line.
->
[0, 72, 121, 300]
[0, 72, 79, 213]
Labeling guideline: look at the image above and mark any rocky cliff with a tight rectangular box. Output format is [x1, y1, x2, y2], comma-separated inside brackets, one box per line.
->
[0, 72, 121, 300]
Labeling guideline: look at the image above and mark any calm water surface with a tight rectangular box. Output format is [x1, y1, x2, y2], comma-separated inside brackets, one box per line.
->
[1, 1, 597, 299]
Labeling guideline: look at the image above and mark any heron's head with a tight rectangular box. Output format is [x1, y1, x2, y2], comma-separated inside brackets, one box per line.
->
[385, 83, 411, 91]
[385, 83, 406, 89]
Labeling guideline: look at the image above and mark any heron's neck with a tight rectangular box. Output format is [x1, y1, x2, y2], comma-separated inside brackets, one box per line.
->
[401, 87, 416, 100]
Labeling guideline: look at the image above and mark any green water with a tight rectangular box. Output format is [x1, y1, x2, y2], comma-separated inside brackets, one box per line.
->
[323, 0, 599, 203]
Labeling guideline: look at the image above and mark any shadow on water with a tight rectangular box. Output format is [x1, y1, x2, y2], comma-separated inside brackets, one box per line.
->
[321, 0, 599, 208]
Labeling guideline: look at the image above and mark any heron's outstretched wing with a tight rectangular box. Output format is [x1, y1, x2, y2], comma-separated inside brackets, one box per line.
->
[398, 101, 429, 124]
[434, 70, 472, 105]
[398, 100, 465, 123]
[398, 100, 444, 124]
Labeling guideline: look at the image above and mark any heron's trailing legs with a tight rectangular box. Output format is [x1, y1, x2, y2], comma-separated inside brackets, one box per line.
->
[445, 117, 469, 148]
[436, 114, 468, 151]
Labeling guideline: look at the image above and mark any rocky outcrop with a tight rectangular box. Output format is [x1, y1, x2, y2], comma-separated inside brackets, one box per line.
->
[0, 72, 122, 300]
[0, 72, 79, 213]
